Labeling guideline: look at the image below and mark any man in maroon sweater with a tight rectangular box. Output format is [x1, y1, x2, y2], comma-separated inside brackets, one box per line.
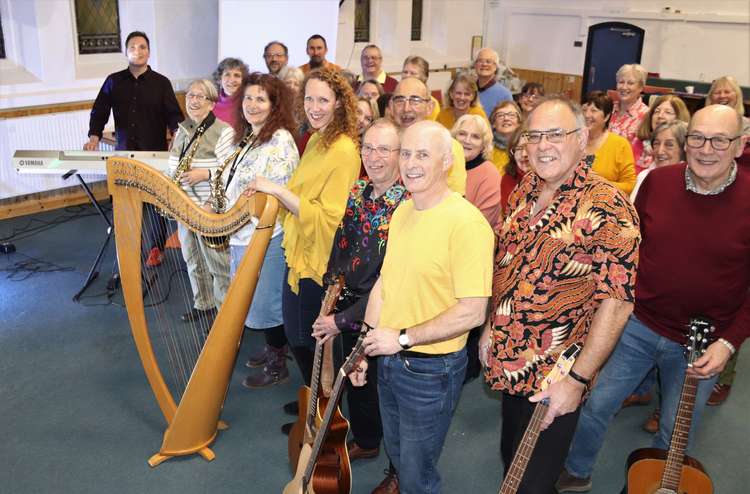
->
[558, 104, 750, 493]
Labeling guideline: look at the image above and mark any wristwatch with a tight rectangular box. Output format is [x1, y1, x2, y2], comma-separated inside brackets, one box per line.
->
[398, 329, 412, 350]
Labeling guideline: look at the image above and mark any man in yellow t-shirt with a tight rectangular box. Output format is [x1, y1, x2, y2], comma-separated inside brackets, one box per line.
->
[390, 77, 468, 195]
[351, 121, 494, 493]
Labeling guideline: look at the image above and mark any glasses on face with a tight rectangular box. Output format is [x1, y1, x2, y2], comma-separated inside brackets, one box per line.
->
[494, 111, 519, 121]
[521, 92, 539, 100]
[186, 92, 208, 102]
[362, 144, 400, 157]
[475, 58, 496, 66]
[264, 52, 285, 59]
[524, 128, 580, 144]
[511, 145, 526, 157]
[362, 55, 382, 61]
[653, 108, 676, 117]
[391, 95, 428, 107]
[685, 133, 740, 151]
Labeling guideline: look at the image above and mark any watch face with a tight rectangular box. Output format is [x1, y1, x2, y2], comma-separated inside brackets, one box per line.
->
[399, 333, 409, 347]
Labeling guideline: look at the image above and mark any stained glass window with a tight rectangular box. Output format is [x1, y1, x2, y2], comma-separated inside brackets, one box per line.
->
[411, 0, 423, 41]
[0, 14, 6, 59]
[354, 0, 370, 43]
[74, 0, 122, 55]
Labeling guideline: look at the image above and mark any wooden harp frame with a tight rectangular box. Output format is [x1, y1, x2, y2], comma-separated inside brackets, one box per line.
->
[106, 157, 279, 467]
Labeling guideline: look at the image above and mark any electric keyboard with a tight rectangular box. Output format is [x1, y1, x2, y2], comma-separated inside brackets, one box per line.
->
[13, 150, 170, 175]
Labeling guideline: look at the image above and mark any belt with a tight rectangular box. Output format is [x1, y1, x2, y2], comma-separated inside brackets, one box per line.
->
[399, 350, 448, 359]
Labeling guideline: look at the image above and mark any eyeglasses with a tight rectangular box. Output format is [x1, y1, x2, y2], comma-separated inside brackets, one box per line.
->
[362, 144, 400, 157]
[186, 92, 208, 102]
[494, 111, 519, 121]
[686, 133, 740, 151]
[475, 58, 496, 66]
[391, 95, 428, 107]
[264, 52, 286, 59]
[524, 128, 580, 144]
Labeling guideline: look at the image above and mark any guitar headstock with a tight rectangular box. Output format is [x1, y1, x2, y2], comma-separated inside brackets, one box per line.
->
[540, 343, 583, 392]
[321, 274, 345, 316]
[341, 322, 374, 376]
[685, 317, 714, 366]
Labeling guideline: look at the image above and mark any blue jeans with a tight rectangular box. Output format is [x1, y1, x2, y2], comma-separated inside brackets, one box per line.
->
[377, 349, 467, 494]
[565, 315, 718, 479]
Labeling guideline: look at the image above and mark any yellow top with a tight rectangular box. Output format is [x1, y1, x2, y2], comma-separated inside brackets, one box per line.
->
[491, 147, 509, 177]
[591, 132, 637, 194]
[448, 139, 467, 195]
[427, 95, 441, 121]
[281, 132, 360, 293]
[436, 105, 488, 131]
[378, 193, 494, 354]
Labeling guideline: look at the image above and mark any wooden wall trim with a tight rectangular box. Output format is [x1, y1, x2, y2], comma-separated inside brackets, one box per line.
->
[0, 181, 109, 220]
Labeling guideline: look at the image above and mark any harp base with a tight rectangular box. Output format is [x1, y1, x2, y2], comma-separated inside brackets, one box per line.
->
[147, 447, 216, 468]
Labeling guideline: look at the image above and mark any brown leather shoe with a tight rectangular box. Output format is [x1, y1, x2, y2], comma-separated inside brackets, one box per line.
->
[642, 408, 659, 434]
[347, 440, 379, 461]
[371, 468, 399, 494]
[707, 383, 731, 406]
[621, 392, 652, 408]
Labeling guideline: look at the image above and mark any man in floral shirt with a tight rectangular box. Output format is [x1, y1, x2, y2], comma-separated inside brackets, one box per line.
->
[480, 97, 640, 493]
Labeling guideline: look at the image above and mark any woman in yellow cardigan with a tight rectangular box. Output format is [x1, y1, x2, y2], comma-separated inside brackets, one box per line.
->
[247, 68, 361, 399]
[582, 90, 636, 195]
[436, 71, 488, 130]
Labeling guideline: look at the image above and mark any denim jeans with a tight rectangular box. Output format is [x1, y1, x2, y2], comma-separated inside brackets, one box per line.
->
[377, 348, 467, 494]
[565, 315, 718, 479]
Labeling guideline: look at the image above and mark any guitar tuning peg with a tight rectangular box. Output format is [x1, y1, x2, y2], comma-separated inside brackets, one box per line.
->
[686, 346, 692, 351]
[710, 326, 715, 332]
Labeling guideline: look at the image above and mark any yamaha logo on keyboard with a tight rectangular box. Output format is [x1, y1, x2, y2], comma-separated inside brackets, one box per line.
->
[18, 159, 44, 167]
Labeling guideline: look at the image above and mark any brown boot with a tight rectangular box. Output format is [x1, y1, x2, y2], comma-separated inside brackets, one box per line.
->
[371, 468, 399, 494]
[242, 345, 289, 388]
[643, 408, 659, 434]
[245, 345, 270, 368]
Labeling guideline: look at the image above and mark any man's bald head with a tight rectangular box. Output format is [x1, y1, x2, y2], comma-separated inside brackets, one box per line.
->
[400, 120, 453, 201]
[390, 77, 434, 128]
[689, 104, 743, 136]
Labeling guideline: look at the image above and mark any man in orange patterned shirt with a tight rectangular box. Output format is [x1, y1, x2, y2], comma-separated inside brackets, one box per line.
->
[480, 97, 640, 493]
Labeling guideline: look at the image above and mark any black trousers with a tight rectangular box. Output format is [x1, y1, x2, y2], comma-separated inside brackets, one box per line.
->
[142, 203, 170, 251]
[341, 331, 382, 450]
[501, 393, 581, 494]
[282, 274, 324, 386]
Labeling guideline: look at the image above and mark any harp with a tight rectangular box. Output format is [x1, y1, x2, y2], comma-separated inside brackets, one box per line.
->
[106, 157, 278, 467]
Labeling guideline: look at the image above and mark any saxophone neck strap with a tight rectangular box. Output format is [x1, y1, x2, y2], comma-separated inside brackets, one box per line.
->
[224, 130, 258, 191]
[179, 112, 217, 162]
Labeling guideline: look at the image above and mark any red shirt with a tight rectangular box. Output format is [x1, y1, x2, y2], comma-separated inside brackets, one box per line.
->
[634, 163, 750, 348]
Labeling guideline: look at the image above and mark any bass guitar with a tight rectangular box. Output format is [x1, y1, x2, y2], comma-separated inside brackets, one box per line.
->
[625, 317, 714, 494]
[498, 343, 582, 494]
[283, 319, 373, 493]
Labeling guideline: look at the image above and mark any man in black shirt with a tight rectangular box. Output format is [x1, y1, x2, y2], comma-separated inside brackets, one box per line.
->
[84, 31, 183, 266]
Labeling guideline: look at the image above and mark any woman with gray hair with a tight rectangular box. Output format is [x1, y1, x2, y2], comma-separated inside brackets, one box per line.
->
[630, 120, 687, 201]
[167, 78, 235, 324]
[609, 63, 649, 148]
[212, 57, 249, 127]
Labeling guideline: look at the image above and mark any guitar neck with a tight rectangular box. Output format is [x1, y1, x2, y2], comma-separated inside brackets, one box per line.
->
[661, 374, 699, 491]
[302, 368, 348, 489]
[499, 401, 549, 494]
[305, 339, 325, 437]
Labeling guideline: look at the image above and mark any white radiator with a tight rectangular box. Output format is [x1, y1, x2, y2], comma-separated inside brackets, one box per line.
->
[0, 111, 113, 200]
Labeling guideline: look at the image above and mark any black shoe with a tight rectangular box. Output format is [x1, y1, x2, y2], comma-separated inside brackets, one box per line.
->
[281, 422, 294, 435]
[181, 307, 216, 323]
[283, 400, 299, 416]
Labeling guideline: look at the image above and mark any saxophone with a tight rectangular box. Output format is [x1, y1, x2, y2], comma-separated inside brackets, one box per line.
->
[160, 134, 202, 220]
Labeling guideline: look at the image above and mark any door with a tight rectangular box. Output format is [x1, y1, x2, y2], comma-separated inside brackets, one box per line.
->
[581, 22, 645, 99]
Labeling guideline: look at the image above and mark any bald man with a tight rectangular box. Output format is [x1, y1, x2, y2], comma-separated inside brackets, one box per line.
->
[559, 104, 750, 492]
[390, 77, 468, 195]
[351, 121, 494, 493]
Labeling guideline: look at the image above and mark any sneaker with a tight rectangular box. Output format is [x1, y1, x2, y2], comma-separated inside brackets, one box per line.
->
[555, 468, 592, 493]
[707, 383, 731, 406]
[643, 408, 659, 434]
[145, 247, 164, 267]
[371, 468, 399, 494]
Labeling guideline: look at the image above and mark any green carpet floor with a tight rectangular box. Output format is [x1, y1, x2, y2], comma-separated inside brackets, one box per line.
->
[1, 204, 747, 493]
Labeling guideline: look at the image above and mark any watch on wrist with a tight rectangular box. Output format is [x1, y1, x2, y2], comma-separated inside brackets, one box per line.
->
[398, 328, 412, 350]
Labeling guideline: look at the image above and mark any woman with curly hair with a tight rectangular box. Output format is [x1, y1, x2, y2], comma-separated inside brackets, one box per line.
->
[246, 68, 361, 411]
[212, 57, 249, 127]
[218, 73, 300, 388]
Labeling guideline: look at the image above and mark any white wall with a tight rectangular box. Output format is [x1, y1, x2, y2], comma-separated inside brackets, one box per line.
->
[218, 0, 340, 73]
[485, 0, 750, 85]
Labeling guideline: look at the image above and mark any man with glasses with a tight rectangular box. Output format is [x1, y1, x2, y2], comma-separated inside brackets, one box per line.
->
[351, 120, 494, 493]
[481, 97, 640, 493]
[357, 44, 398, 93]
[558, 104, 750, 492]
[473, 47, 513, 116]
[262, 41, 289, 79]
[390, 77, 467, 194]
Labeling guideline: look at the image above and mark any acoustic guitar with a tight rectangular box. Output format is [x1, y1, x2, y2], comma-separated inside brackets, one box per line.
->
[283, 319, 373, 493]
[286, 275, 351, 493]
[498, 343, 582, 494]
[625, 317, 714, 494]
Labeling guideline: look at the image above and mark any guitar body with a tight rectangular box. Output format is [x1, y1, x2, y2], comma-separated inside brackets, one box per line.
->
[310, 395, 351, 494]
[284, 443, 314, 494]
[288, 385, 312, 471]
[626, 448, 713, 494]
